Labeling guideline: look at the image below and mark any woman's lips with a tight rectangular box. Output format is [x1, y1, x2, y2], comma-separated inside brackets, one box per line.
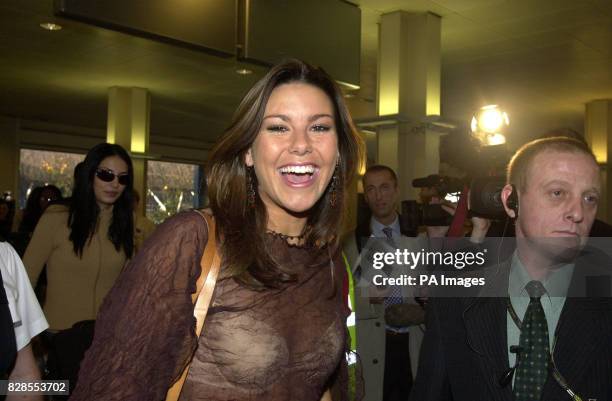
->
[278, 169, 319, 188]
[278, 164, 319, 188]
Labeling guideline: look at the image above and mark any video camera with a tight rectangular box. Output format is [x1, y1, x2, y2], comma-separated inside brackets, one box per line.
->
[401, 175, 464, 229]
[402, 174, 508, 231]
[468, 176, 507, 219]
[412, 174, 464, 197]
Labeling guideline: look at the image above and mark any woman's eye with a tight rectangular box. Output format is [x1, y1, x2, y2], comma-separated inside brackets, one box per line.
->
[267, 125, 288, 133]
[311, 124, 331, 132]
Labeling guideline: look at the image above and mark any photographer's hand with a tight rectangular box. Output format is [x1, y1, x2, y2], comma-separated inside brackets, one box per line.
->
[425, 197, 456, 238]
[469, 216, 491, 244]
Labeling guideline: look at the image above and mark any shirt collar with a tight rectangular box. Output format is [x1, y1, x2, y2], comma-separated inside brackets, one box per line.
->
[370, 214, 400, 238]
[509, 250, 574, 303]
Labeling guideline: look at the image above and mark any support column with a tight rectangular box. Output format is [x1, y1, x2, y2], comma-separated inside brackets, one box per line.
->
[376, 11, 442, 201]
[585, 99, 612, 223]
[106, 87, 150, 216]
[0, 117, 19, 199]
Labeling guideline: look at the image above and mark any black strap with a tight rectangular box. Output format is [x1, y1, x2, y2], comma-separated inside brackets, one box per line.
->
[0, 268, 18, 379]
[506, 297, 522, 330]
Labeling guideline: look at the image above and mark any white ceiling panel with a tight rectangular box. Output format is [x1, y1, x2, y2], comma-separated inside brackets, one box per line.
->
[355, 0, 450, 15]
[570, 23, 612, 56]
[428, 0, 507, 14]
[457, 0, 581, 25]
[1, 0, 611, 149]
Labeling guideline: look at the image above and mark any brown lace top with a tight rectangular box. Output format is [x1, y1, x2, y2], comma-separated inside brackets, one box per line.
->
[70, 211, 349, 401]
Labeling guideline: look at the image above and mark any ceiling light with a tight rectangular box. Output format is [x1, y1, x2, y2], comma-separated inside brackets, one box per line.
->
[472, 105, 509, 134]
[236, 68, 253, 75]
[471, 104, 509, 147]
[40, 22, 62, 31]
[485, 132, 507, 146]
[336, 80, 360, 90]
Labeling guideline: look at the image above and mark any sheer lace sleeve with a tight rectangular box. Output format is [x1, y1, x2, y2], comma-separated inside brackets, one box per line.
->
[69, 211, 208, 401]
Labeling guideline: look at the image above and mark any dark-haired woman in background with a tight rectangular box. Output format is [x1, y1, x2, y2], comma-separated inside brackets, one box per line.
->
[18, 185, 63, 236]
[23, 143, 133, 331]
[71, 60, 363, 401]
[11, 185, 63, 256]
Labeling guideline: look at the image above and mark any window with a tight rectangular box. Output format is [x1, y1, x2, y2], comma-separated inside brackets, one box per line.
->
[19, 149, 84, 207]
[146, 160, 200, 224]
[19, 150, 202, 224]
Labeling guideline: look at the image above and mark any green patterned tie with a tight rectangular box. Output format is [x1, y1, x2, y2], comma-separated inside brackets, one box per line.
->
[513, 280, 550, 401]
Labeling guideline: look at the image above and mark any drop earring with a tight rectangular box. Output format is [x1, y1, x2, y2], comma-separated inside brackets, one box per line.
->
[329, 161, 340, 207]
[247, 166, 256, 207]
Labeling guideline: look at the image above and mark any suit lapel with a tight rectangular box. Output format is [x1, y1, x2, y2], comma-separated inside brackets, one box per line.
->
[559, 297, 608, 369]
[464, 297, 514, 401]
[542, 296, 611, 397]
[541, 251, 612, 399]
[462, 263, 514, 401]
[355, 219, 371, 254]
[398, 213, 417, 237]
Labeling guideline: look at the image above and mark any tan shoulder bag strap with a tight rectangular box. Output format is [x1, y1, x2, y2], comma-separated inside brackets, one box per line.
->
[165, 210, 221, 401]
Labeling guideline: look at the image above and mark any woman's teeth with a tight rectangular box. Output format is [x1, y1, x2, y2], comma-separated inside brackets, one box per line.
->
[279, 165, 315, 174]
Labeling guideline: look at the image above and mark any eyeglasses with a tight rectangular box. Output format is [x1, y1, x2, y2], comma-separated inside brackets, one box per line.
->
[95, 168, 129, 186]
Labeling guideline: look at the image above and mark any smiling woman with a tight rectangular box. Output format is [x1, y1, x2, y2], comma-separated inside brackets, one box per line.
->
[245, 82, 339, 235]
[71, 60, 364, 401]
[209, 60, 362, 285]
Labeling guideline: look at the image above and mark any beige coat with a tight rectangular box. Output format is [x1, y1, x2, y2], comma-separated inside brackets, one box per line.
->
[23, 204, 126, 330]
[342, 231, 425, 401]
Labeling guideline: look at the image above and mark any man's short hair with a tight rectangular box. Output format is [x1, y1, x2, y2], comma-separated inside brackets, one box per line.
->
[539, 128, 588, 146]
[507, 136, 597, 192]
[363, 165, 398, 186]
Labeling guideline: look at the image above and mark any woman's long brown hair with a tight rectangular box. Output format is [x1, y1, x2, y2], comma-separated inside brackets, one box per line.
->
[207, 59, 363, 288]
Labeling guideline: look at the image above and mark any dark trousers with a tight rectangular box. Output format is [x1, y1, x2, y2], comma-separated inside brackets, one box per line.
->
[383, 331, 412, 401]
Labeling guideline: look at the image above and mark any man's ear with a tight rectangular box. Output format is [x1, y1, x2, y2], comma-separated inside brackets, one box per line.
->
[245, 148, 254, 167]
[501, 184, 516, 219]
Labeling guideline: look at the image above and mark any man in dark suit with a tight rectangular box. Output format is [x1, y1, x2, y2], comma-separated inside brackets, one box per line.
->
[410, 137, 612, 401]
